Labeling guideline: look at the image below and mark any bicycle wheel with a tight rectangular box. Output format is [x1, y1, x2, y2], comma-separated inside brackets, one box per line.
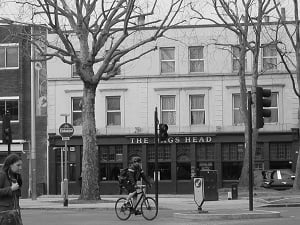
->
[115, 197, 131, 220]
[141, 197, 158, 220]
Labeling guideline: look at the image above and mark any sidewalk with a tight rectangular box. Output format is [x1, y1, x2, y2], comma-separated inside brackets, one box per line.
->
[19, 188, 300, 221]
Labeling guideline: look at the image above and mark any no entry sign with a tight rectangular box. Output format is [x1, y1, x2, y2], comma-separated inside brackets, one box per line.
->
[59, 123, 74, 141]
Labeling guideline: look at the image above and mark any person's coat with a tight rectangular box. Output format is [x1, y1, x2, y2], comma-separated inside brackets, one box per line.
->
[0, 171, 20, 211]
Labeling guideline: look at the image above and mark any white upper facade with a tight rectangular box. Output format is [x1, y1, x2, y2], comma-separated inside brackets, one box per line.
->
[47, 24, 298, 136]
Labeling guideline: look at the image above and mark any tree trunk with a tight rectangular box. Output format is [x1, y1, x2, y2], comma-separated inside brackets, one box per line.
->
[80, 81, 100, 200]
[294, 101, 300, 190]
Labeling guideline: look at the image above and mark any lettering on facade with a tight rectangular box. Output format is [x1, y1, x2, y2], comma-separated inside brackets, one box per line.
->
[129, 136, 212, 144]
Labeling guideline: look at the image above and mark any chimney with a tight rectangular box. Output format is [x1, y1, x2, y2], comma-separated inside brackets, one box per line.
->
[264, 16, 270, 22]
[137, 15, 145, 26]
[281, 7, 286, 21]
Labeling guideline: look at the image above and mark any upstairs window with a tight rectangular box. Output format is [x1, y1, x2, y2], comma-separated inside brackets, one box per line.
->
[106, 96, 121, 126]
[189, 46, 204, 73]
[232, 46, 247, 72]
[0, 44, 19, 69]
[160, 47, 175, 74]
[262, 45, 277, 71]
[161, 95, 176, 125]
[72, 97, 82, 126]
[264, 92, 278, 124]
[233, 94, 243, 125]
[190, 95, 205, 125]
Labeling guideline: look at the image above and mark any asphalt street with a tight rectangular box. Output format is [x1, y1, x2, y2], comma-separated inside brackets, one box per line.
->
[21, 207, 300, 225]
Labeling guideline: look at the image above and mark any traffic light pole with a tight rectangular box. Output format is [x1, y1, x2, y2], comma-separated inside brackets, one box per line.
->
[247, 91, 253, 211]
[154, 107, 159, 207]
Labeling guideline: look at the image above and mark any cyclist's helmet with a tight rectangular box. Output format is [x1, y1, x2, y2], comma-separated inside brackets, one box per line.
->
[132, 156, 142, 163]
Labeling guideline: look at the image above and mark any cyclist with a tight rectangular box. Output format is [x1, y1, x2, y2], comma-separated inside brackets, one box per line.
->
[124, 156, 151, 215]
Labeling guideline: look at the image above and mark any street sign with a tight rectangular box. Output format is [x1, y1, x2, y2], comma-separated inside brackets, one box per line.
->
[59, 123, 74, 139]
[194, 177, 205, 209]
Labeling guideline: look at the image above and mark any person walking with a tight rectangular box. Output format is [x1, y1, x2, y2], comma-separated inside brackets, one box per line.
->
[0, 153, 23, 225]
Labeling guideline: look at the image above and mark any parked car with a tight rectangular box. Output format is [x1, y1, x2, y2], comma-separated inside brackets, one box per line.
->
[261, 169, 295, 190]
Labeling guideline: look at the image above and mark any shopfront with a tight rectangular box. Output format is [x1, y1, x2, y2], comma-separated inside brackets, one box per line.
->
[48, 130, 299, 195]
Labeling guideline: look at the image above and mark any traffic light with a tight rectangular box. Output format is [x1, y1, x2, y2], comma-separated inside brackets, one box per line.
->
[2, 114, 12, 144]
[159, 123, 168, 141]
[256, 87, 272, 128]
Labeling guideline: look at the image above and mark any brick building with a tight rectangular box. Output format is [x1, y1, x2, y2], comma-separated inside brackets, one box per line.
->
[0, 23, 47, 197]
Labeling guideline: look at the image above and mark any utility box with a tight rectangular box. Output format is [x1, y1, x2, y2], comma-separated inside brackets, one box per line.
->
[198, 170, 218, 201]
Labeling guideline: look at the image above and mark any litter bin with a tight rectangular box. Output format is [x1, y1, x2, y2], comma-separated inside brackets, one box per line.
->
[231, 183, 238, 200]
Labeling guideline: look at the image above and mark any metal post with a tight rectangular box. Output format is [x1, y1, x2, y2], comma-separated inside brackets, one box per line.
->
[61, 114, 69, 207]
[8, 143, 11, 156]
[247, 91, 253, 211]
[30, 26, 37, 200]
[154, 107, 159, 207]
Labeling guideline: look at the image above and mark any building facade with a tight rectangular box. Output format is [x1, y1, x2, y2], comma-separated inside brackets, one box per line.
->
[0, 23, 47, 197]
[47, 24, 299, 194]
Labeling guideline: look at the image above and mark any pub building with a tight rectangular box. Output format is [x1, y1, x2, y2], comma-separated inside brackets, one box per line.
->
[46, 24, 300, 195]
[48, 129, 298, 195]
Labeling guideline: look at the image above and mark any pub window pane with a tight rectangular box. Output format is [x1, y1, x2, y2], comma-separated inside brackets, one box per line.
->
[147, 162, 171, 180]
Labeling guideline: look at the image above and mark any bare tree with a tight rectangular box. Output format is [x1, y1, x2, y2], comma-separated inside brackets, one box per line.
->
[191, 0, 276, 187]
[272, 0, 300, 190]
[3, 0, 185, 200]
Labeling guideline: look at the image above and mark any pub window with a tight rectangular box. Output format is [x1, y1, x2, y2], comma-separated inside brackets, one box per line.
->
[72, 97, 82, 126]
[147, 145, 171, 180]
[222, 143, 244, 161]
[0, 97, 19, 122]
[196, 144, 214, 160]
[255, 143, 264, 160]
[0, 44, 19, 69]
[269, 143, 292, 160]
[190, 95, 205, 125]
[161, 95, 176, 125]
[106, 96, 121, 126]
[99, 145, 123, 181]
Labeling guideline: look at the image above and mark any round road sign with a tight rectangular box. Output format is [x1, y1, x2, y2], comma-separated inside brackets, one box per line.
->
[59, 123, 74, 138]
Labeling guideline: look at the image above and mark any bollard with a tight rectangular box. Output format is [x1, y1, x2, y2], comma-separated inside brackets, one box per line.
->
[227, 191, 232, 200]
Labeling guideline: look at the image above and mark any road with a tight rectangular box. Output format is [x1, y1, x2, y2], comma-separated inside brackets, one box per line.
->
[21, 207, 300, 225]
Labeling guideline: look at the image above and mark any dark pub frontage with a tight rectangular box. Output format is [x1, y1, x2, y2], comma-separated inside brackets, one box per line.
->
[48, 129, 299, 195]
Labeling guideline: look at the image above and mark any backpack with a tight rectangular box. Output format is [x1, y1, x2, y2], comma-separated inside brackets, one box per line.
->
[118, 168, 129, 187]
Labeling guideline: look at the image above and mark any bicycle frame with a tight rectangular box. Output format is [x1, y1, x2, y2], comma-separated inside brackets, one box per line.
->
[130, 187, 147, 211]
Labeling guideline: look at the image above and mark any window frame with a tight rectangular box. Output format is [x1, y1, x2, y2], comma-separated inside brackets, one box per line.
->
[189, 94, 205, 125]
[232, 46, 247, 72]
[106, 96, 121, 126]
[232, 93, 243, 125]
[262, 44, 278, 71]
[0, 97, 19, 122]
[160, 95, 176, 125]
[188, 46, 204, 73]
[0, 43, 19, 69]
[71, 97, 83, 126]
[160, 47, 175, 74]
[264, 92, 279, 124]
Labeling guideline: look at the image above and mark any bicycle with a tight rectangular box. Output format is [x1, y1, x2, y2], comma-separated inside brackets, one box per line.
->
[115, 184, 158, 221]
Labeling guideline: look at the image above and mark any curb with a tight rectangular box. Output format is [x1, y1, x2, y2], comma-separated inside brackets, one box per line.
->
[173, 209, 281, 221]
[260, 203, 300, 208]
